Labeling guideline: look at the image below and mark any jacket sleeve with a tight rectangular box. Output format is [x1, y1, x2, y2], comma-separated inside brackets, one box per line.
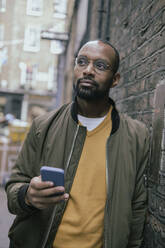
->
[5, 120, 40, 216]
[127, 127, 150, 248]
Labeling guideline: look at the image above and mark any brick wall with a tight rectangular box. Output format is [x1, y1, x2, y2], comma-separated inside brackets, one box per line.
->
[107, 0, 165, 247]
[108, 0, 165, 128]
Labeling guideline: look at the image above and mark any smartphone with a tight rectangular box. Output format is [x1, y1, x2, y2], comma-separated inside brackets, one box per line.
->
[40, 166, 64, 196]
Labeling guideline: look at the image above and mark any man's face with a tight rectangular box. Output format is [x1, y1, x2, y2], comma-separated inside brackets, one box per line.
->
[74, 41, 117, 101]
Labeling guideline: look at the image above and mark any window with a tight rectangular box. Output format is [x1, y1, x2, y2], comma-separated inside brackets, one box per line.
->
[50, 40, 65, 54]
[26, 64, 38, 89]
[48, 65, 57, 92]
[50, 20, 66, 33]
[0, 47, 8, 73]
[0, 24, 4, 48]
[19, 62, 56, 91]
[23, 25, 41, 52]
[0, 0, 6, 12]
[19, 62, 38, 89]
[27, 0, 43, 16]
[53, 0, 67, 19]
[19, 62, 27, 88]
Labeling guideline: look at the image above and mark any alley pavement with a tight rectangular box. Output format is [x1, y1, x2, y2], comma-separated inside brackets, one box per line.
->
[0, 187, 15, 248]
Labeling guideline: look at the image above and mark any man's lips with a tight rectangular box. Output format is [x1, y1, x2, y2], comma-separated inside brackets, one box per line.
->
[79, 79, 97, 87]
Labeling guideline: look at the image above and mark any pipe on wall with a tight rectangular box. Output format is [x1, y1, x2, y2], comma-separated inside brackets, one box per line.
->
[97, 0, 105, 38]
[97, 0, 112, 40]
[105, 0, 112, 41]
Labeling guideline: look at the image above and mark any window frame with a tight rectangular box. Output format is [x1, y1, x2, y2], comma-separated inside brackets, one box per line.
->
[23, 25, 41, 53]
[0, 24, 4, 48]
[26, 0, 43, 16]
[0, 0, 6, 12]
[53, 0, 67, 19]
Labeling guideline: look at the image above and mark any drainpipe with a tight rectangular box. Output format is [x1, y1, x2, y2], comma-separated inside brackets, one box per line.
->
[105, 0, 112, 41]
[97, 0, 105, 38]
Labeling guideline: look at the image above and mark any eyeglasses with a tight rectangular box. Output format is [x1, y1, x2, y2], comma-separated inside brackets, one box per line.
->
[75, 56, 114, 73]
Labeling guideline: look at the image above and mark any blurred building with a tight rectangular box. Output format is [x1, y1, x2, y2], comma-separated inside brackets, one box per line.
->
[0, 0, 75, 122]
[0, 0, 75, 185]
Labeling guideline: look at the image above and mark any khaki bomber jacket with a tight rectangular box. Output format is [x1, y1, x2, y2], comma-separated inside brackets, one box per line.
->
[6, 98, 149, 248]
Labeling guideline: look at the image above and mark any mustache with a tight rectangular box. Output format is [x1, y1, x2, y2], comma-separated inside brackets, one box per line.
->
[77, 77, 98, 87]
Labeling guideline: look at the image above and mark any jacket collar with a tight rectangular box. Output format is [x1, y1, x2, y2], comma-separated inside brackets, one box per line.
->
[71, 97, 120, 135]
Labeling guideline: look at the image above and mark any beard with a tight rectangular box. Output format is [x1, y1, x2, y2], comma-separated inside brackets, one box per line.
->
[73, 78, 110, 101]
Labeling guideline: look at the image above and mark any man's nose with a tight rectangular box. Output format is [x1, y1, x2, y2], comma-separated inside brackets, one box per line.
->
[83, 62, 95, 76]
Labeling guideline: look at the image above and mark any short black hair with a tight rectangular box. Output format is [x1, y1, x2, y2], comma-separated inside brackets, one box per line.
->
[98, 39, 120, 74]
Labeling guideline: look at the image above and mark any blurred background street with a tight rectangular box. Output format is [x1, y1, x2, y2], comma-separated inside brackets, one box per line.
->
[0, 186, 15, 248]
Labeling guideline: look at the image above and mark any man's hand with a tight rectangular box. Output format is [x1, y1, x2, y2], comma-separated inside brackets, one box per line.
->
[25, 176, 69, 209]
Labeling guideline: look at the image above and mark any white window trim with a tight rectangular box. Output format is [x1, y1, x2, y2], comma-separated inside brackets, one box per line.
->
[50, 40, 65, 55]
[48, 66, 57, 92]
[26, 0, 43, 16]
[53, 0, 67, 19]
[0, 0, 6, 12]
[0, 24, 4, 48]
[23, 25, 41, 53]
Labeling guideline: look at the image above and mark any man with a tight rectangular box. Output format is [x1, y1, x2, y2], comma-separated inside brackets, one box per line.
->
[6, 40, 149, 248]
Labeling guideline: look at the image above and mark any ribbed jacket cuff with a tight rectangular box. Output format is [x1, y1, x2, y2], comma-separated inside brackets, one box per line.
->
[18, 184, 37, 212]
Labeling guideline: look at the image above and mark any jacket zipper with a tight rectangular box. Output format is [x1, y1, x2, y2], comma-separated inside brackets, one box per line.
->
[65, 125, 79, 174]
[41, 125, 80, 248]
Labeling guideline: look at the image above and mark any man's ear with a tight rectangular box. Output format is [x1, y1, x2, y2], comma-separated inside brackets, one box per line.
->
[111, 73, 120, 88]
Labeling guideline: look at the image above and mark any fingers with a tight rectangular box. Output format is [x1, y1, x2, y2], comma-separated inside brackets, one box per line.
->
[33, 186, 64, 197]
[31, 176, 54, 190]
[28, 193, 69, 210]
[25, 176, 69, 209]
